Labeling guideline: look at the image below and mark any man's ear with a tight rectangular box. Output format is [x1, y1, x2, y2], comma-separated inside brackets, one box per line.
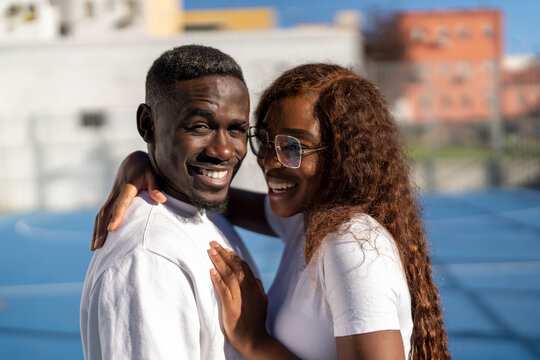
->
[137, 103, 154, 143]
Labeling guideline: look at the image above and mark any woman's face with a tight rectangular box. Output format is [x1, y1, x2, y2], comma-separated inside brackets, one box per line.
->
[258, 95, 324, 217]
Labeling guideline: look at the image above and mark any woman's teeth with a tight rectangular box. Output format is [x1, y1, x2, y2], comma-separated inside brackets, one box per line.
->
[268, 181, 297, 193]
[199, 168, 228, 179]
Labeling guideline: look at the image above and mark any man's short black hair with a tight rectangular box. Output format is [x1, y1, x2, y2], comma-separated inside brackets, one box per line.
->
[145, 44, 245, 105]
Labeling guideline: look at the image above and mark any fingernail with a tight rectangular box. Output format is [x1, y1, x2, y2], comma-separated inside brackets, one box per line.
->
[210, 241, 220, 248]
[210, 268, 218, 276]
[209, 249, 217, 256]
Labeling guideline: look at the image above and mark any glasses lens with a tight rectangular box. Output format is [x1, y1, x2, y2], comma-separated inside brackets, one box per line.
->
[275, 135, 301, 168]
[249, 128, 268, 158]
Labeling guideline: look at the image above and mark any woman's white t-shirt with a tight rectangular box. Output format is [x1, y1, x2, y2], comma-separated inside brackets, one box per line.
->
[264, 197, 413, 359]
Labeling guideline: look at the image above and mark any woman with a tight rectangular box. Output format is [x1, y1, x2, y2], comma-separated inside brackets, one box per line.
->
[92, 64, 450, 359]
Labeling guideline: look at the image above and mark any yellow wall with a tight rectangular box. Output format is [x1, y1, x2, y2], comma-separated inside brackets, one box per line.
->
[145, 0, 182, 36]
[182, 8, 275, 31]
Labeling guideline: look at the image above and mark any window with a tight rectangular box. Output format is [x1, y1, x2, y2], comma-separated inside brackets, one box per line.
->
[410, 63, 430, 82]
[24, 3, 37, 21]
[59, 22, 71, 36]
[184, 23, 222, 31]
[485, 91, 495, 107]
[461, 94, 472, 108]
[439, 61, 452, 75]
[420, 95, 431, 110]
[81, 111, 106, 127]
[517, 92, 527, 106]
[85, 1, 94, 17]
[5, 4, 21, 17]
[483, 23, 495, 37]
[483, 60, 496, 73]
[457, 24, 470, 38]
[410, 27, 427, 43]
[436, 26, 450, 46]
[455, 61, 472, 81]
[441, 95, 453, 108]
[126, 0, 137, 17]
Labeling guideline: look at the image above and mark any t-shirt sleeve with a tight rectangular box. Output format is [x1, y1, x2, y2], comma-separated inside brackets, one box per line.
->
[84, 250, 200, 359]
[319, 224, 404, 337]
[264, 195, 304, 242]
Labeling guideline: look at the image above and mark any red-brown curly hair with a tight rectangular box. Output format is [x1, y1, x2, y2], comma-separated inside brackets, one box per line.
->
[255, 64, 450, 359]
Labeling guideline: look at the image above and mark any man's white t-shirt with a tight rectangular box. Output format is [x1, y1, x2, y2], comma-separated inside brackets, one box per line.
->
[264, 197, 413, 359]
[80, 191, 256, 360]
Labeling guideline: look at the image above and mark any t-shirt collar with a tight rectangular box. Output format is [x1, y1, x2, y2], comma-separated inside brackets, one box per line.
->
[161, 191, 204, 218]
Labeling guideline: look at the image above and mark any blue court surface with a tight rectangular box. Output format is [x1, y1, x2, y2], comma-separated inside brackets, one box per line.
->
[1, 188, 539, 359]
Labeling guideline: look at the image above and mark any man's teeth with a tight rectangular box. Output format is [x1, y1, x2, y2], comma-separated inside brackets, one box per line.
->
[268, 181, 297, 193]
[200, 168, 228, 179]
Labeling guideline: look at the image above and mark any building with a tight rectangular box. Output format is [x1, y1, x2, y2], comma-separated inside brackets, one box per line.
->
[0, 1, 362, 211]
[502, 54, 540, 120]
[0, 0, 279, 41]
[396, 8, 503, 123]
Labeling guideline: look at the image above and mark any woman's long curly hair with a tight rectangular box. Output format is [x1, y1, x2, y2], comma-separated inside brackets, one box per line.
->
[255, 63, 450, 359]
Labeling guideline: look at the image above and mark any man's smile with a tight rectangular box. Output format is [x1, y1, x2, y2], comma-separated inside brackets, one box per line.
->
[189, 164, 235, 187]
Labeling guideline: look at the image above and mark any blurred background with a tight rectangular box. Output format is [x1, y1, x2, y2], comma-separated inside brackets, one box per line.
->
[0, 0, 539, 359]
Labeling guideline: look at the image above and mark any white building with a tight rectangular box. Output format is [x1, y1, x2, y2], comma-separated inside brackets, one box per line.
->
[0, 4, 363, 211]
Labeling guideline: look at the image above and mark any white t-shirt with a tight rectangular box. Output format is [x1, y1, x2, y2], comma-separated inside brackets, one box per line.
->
[80, 191, 257, 360]
[264, 197, 413, 359]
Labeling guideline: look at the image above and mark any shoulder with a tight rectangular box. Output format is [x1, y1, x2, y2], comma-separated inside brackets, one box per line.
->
[316, 214, 404, 279]
[322, 214, 398, 257]
[86, 193, 196, 287]
[86, 193, 157, 274]
[83, 243, 191, 309]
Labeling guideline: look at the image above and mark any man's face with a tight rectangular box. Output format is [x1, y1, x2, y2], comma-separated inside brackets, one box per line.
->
[142, 75, 249, 211]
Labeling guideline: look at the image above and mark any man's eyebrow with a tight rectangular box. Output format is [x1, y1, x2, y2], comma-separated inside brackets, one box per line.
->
[187, 108, 215, 119]
[230, 119, 249, 126]
[281, 128, 318, 141]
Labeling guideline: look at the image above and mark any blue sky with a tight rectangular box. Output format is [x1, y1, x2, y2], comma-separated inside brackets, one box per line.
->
[184, 0, 540, 54]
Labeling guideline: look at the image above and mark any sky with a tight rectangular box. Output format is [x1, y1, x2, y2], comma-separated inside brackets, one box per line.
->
[184, 0, 540, 54]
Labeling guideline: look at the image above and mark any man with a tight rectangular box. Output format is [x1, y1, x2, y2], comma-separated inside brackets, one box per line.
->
[80, 45, 257, 359]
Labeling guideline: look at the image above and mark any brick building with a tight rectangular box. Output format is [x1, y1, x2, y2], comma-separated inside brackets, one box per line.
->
[397, 8, 503, 123]
[502, 55, 540, 120]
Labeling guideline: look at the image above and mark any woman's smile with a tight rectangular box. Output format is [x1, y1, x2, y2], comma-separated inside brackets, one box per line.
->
[267, 179, 298, 194]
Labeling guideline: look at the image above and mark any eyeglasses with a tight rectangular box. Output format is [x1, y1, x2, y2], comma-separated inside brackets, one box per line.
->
[248, 126, 327, 168]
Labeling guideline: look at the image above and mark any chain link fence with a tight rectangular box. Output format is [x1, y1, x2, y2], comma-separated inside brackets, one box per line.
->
[365, 60, 540, 191]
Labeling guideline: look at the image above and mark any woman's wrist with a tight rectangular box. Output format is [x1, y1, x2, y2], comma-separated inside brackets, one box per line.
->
[237, 331, 272, 358]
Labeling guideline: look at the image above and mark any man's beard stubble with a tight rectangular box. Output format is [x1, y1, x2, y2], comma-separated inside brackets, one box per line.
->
[190, 193, 228, 215]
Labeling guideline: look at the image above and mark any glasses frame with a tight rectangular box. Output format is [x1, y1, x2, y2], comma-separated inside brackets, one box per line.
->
[248, 126, 327, 169]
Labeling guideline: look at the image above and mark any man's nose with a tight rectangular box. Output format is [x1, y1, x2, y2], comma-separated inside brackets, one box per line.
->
[205, 131, 234, 161]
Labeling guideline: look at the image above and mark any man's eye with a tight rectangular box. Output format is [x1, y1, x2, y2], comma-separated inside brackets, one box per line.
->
[229, 126, 248, 134]
[188, 124, 210, 132]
